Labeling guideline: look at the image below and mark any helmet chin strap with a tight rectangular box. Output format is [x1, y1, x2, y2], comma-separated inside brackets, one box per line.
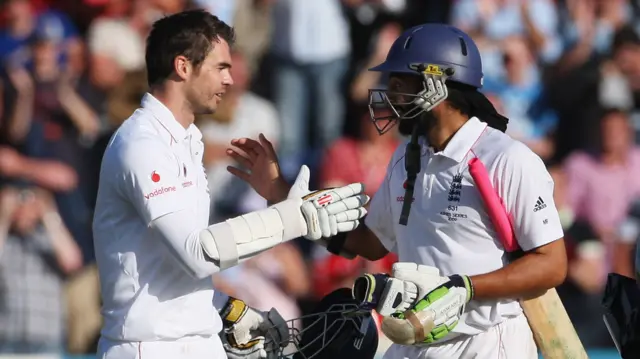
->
[399, 120, 424, 226]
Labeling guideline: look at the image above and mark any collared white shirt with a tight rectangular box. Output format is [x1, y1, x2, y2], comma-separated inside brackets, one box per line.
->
[93, 93, 223, 342]
[366, 117, 564, 336]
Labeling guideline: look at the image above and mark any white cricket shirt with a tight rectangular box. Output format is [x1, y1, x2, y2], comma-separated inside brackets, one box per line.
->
[93, 93, 224, 342]
[366, 117, 564, 336]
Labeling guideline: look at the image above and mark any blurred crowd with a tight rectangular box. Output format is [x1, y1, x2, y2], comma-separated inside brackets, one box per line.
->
[1, 0, 640, 355]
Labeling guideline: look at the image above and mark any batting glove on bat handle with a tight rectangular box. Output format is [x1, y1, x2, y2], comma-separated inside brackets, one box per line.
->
[352, 273, 419, 316]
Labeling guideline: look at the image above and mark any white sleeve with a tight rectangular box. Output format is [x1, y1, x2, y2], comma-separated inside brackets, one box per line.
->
[365, 159, 397, 253]
[119, 139, 187, 225]
[496, 142, 564, 251]
[151, 210, 221, 278]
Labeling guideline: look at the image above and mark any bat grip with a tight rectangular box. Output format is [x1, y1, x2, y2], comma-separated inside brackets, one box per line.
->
[468, 158, 519, 252]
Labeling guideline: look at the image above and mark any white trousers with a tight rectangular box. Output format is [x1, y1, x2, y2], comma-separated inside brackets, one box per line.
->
[381, 314, 537, 359]
[97, 334, 226, 359]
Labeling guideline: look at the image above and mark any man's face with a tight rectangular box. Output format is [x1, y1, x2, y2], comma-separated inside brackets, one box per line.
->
[185, 38, 233, 115]
[6, 0, 32, 23]
[11, 189, 43, 236]
[387, 73, 423, 104]
[601, 111, 632, 154]
[386, 73, 437, 135]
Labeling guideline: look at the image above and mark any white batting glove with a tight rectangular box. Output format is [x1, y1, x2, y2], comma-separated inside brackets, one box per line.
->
[287, 165, 312, 199]
[286, 165, 370, 240]
[380, 263, 473, 345]
[221, 334, 267, 359]
[391, 263, 449, 301]
[300, 185, 370, 240]
[352, 263, 445, 317]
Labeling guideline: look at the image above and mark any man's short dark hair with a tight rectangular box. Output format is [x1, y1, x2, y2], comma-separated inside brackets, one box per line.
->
[145, 9, 235, 87]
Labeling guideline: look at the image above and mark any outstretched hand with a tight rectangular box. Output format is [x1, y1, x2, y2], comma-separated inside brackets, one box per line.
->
[226, 133, 290, 203]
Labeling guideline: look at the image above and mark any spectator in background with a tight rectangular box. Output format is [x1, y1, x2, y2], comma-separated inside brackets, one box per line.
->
[0, 184, 82, 354]
[24, 25, 100, 265]
[450, 0, 562, 78]
[558, 0, 631, 60]
[0, 146, 77, 191]
[608, 25, 640, 136]
[270, 0, 352, 178]
[0, 0, 83, 72]
[231, 0, 274, 78]
[564, 109, 640, 245]
[350, 21, 402, 104]
[85, 0, 148, 126]
[548, 25, 640, 161]
[198, 50, 280, 223]
[483, 35, 557, 161]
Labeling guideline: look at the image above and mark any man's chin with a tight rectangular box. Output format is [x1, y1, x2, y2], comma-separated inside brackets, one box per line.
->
[195, 107, 217, 116]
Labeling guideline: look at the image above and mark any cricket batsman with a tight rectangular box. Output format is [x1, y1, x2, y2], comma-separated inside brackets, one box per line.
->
[92, 10, 368, 359]
[231, 24, 568, 358]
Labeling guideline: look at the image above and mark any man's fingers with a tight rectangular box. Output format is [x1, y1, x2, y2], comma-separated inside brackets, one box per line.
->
[325, 195, 370, 215]
[226, 149, 254, 169]
[227, 147, 255, 165]
[227, 166, 251, 183]
[258, 133, 278, 160]
[232, 137, 267, 158]
[334, 208, 367, 222]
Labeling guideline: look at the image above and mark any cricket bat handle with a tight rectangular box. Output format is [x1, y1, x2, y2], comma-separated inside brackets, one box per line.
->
[468, 158, 588, 359]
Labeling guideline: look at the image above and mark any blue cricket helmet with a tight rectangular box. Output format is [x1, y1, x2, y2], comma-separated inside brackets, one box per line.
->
[367, 24, 485, 135]
[369, 23, 484, 88]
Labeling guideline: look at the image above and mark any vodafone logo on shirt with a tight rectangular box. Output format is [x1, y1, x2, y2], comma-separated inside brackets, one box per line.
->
[144, 186, 176, 199]
[144, 170, 176, 199]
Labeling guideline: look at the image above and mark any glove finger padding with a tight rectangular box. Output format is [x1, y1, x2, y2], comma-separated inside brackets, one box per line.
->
[330, 182, 366, 199]
[325, 195, 370, 215]
[334, 208, 367, 222]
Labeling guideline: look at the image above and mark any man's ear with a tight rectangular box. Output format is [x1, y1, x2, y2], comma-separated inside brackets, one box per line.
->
[174, 55, 192, 81]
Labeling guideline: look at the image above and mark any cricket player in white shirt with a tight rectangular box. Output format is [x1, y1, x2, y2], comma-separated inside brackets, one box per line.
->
[92, 10, 369, 359]
[231, 24, 569, 359]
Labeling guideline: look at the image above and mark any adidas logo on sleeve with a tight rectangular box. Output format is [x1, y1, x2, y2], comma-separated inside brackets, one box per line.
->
[533, 197, 547, 212]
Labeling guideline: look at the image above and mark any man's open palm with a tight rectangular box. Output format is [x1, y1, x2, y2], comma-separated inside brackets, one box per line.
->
[226, 133, 288, 202]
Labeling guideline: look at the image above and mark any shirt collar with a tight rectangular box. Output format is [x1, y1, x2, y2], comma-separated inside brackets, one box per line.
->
[142, 93, 198, 143]
[439, 117, 488, 163]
